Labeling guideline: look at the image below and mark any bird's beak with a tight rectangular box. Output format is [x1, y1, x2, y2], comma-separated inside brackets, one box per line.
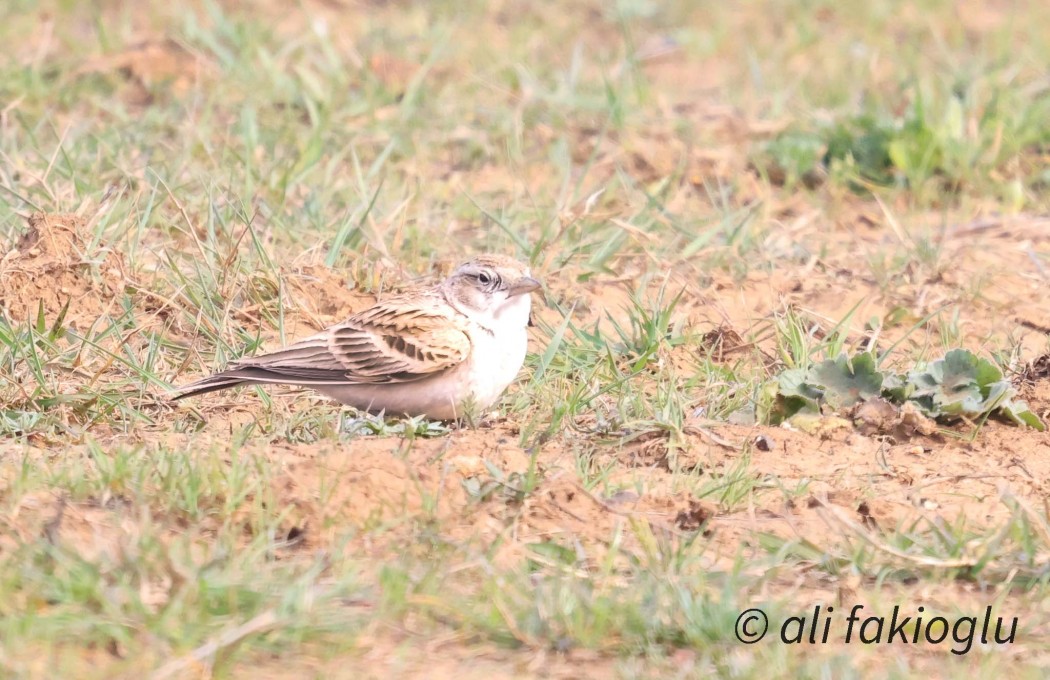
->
[506, 276, 541, 297]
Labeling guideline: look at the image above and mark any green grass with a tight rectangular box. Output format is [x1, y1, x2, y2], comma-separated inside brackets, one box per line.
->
[2, 0, 1050, 677]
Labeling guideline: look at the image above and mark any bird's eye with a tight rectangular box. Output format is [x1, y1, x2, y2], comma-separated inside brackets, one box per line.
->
[477, 271, 493, 285]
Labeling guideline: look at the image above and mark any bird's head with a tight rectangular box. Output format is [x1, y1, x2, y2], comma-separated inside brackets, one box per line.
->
[443, 254, 541, 328]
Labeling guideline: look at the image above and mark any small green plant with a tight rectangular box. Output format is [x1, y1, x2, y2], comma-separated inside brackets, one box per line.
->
[754, 130, 826, 188]
[341, 413, 452, 438]
[756, 83, 1041, 195]
[767, 349, 1044, 431]
[602, 284, 687, 365]
[461, 459, 539, 505]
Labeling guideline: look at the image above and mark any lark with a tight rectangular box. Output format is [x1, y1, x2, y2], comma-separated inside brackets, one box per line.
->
[173, 255, 541, 420]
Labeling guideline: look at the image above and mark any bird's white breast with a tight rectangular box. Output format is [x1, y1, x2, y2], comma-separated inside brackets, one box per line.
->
[465, 293, 532, 410]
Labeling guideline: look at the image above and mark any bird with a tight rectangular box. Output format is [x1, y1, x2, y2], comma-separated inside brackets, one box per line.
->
[172, 254, 541, 420]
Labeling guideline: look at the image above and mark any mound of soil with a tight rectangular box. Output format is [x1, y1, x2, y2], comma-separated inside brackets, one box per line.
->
[285, 264, 375, 322]
[0, 213, 127, 330]
[77, 37, 212, 107]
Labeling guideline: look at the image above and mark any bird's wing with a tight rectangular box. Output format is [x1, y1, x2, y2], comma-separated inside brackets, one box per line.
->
[227, 293, 472, 384]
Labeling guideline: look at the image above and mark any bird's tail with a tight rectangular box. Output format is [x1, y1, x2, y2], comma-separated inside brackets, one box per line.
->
[170, 365, 350, 402]
[170, 371, 253, 401]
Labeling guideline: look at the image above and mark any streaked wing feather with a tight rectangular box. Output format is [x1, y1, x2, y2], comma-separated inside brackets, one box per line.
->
[226, 294, 471, 385]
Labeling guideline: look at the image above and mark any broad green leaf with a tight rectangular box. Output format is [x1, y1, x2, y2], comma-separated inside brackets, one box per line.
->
[907, 349, 997, 412]
[777, 367, 823, 403]
[769, 348, 1038, 431]
[809, 353, 883, 409]
[974, 356, 1004, 394]
[1000, 400, 1046, 431]
[773, 367, 823, 421]
[755, 380, 784, 424]
[907, 364, 944, 398]
[881, 372, 909, 401]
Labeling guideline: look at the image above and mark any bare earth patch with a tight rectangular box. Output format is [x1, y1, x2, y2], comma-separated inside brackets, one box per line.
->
[5, 201, 1050, 676]
[4, 0, 1050, 676]
[0, 213, 128, 330]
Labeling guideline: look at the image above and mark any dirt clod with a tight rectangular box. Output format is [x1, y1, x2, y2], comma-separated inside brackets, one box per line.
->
[699, 325, 746, 361]
[853, 398, 900, 436]
[1021, 352, 1050, 384]
[852, 398, 939, 441]
[0, 213, 127, 329]
[754, 434, 775, 451]
[674, 499, 713, 532]
[77, 38, 210, 106]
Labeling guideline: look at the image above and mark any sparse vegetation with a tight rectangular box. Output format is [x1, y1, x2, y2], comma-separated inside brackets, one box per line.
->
[2, 1, 1050, 678]
[770, 349, 1045, 431]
